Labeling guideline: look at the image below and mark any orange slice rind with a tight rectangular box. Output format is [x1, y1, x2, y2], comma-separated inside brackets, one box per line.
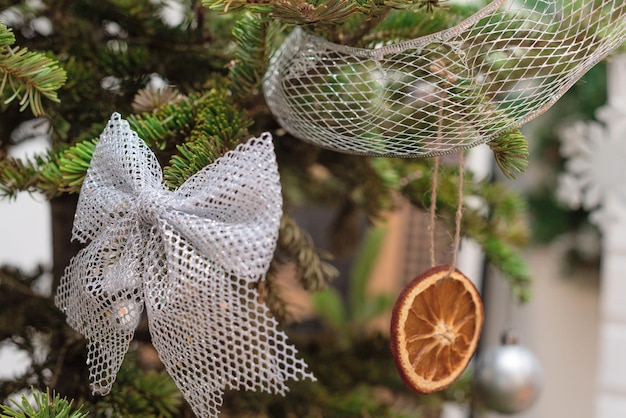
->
[390, 264, 484, 394]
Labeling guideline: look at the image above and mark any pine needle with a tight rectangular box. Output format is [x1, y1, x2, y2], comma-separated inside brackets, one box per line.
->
[488, 129, 529, 179]
[0, 23, 66, 116]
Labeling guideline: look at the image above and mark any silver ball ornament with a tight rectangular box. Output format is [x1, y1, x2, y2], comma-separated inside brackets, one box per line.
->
[474, 337, 542, 415]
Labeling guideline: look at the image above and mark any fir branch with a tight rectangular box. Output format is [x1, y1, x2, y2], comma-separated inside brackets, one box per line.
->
[95, 356, 182, 418]
[481, 237, 532, 303]
[128, 85, 232, 151]
[205, 0, 454, 31]
[377, 157, 532, 303]
[488, 129, 529, 180]
[162, 90, 251, 188]
[202, 0, 271, 14]
[275, 214, 339, 292]
[0, 23, 66, 116]
[1, 146, 89, 199]
[0, 389, 87, 418]
[51, 140, 96, 193]
[0, 156, 40, 199]
[259, 264, 292, 323]
[230, 12, 275, 100]
[360, 6, 474, 47]
[481, 179, 529, 246]
[272, 0, 359, 24]
[204, 0, 362, 25]
[2, 85, 251, 198]
[127, 108, 192, 152]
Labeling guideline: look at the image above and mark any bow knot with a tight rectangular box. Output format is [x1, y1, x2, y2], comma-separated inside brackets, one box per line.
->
[135, 187, 169, 225]
[55, 113, 314, 417]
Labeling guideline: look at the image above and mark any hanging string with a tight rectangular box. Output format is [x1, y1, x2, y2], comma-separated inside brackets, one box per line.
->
[448, 152, 465, 275]
[429, 95, 445, 268]
[429, 155, 440, 268]
[430, 76, 466, 273]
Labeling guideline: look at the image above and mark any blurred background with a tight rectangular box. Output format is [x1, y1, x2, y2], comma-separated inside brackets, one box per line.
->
[1, 0, 625, 417]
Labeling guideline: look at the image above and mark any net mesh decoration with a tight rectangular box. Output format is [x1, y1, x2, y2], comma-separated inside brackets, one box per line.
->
[263, 0, 626, 157]
[55, 113, 314, 418]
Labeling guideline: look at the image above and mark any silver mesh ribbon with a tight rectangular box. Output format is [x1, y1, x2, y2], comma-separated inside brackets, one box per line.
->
[55, 113, 314, 418]
[263, 0, 626, 157]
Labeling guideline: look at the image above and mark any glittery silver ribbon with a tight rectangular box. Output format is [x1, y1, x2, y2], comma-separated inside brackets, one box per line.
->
[263, 0, 626, 157]
[55, 113, 314, 418]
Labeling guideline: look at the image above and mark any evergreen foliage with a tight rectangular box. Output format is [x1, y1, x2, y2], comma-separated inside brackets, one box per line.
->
[372, 156, 530, 302]
[0, 0, 549, 416]
[92, 356, 182, 418]
[488, 129, 529, 180]
[0, 23, 66, 116]
[0, 389, 87, 418]
[229, 12, 276, 100]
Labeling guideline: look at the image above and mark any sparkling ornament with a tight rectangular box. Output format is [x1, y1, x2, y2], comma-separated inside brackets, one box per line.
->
[473, 332, 542, 415]
[55, 113, 314, 418]
[263, 0, 626, 157]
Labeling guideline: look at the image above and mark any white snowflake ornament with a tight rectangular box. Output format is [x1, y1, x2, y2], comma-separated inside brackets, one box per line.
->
[557, 102, 626, 231]
[55, 113, 314, 418]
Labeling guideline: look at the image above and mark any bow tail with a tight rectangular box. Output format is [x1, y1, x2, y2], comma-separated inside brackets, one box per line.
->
[144, 223, 314, 418]
[55, 223, 145, 395]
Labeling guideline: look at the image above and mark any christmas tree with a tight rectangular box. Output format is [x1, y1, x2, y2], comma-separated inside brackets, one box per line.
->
[1, 0, 621, 416]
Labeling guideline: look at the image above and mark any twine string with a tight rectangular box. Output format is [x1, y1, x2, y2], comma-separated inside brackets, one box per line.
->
[448, 152, 465, 276]
[430, 78, 465, 274]
[429, 96, 446, 268]
[429, 155, 440, 268]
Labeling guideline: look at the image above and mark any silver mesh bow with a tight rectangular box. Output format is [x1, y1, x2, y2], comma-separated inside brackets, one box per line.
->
[55, 113, 314, 418]
[263, 0, 626, 157]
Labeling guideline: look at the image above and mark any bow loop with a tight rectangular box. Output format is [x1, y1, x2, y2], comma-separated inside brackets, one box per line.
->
[72, 113, 164, 243]
[167, 133, 282, 279]
[136, 187, 170, 225]
[55, 218, 145, 394]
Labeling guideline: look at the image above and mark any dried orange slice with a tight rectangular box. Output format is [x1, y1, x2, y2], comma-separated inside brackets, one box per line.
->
[390, 264, 484, 394]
